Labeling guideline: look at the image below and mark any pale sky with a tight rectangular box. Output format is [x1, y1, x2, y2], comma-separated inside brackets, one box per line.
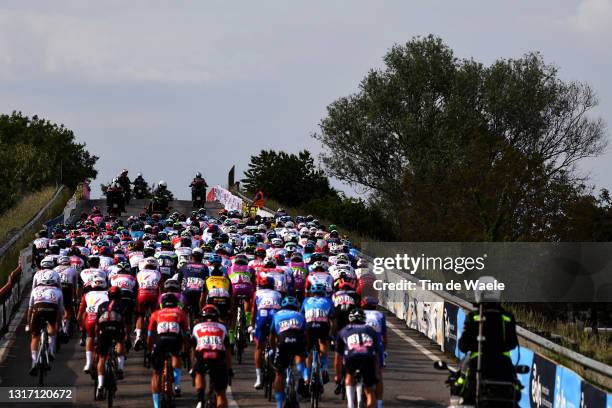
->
[0, 0, 610, 199]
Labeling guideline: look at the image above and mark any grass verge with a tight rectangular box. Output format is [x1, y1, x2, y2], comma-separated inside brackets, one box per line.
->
[0, 187, 73, 286]
[0, 186, 58, 244]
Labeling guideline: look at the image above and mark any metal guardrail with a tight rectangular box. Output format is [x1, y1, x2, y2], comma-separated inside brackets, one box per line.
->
[229, 185, 612, 390]
[0, 265, 23, 335]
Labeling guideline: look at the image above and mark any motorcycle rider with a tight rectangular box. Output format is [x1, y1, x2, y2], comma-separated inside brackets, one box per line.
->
[189, 172, 208, 204]
[132, 172, 148, 199]
[117, 169, 132, 204]
[456, 276, 519, 405]
[106, 177, 126, 213]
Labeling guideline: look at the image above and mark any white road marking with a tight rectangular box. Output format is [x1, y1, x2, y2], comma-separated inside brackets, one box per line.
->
[227, 385, 239, 407]
[386, 320, 439, 362]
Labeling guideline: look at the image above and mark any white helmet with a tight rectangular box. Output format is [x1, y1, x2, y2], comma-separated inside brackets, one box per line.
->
[315, 230, 325, 239]
[40, 271, 60, 286]
[58, 256, 71, 265]
[137, 172, 142, 177]
[473, 276, 501, 303]
[40, 258, 55, 269]
[285, 221, 295, 228]
[91, 276, 107, 290]
[159, 180, 167, 187]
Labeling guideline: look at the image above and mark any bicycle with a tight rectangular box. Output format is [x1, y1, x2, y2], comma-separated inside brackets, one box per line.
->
[263, 340, 274, 401]
[233, 296, 248, 365]
[35, 324, 51, 386]
[285, 364, 300, 408]
[159, 351, 175, 408]
[309, 345, 323, 408]
[352, 369, 366, 408]
[94, 338, 118, 407]
[142, 309, 152, 368]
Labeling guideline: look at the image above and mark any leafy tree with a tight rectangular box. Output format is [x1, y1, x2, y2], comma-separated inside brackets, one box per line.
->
[242, 150, 336, 207]
[315, 35, 607, 241]
[0, 111, 98, 214]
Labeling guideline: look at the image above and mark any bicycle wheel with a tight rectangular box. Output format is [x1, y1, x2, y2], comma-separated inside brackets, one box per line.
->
[37, 331, 48, 386]
[235, 306, 244, 364]
[310, 349, 320, 408]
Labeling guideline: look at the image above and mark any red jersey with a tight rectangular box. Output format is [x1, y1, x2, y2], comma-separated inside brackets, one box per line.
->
[148, 306, 188, 336]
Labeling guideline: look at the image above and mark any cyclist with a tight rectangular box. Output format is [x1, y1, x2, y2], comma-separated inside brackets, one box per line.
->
[301, 283, 335, 389]
[54, 256, 78, 340]
[227, 254, 254, 344]
[192, 304, 233, 408]
[26, 271, 64, 376]
[201, 254, 232, 323]
[332, 278, 361, 334]
[305, 261, 334, 297]
[156, 240, 178, 283]
[336, 308, 385, 408]
[109, 261, 137, 352]
[178, 248, 209, 322]
[270, 296, 307, 408]
[94, 286, 128, 399]
[288, 253, 308, 302]
[77, 277, 109, 374]
[32, 229, 50, 269]
[33, 258, 61, 288]
[134, 257, 162, 351]
[251, 275, 282, 389]
[362, 296, 387, 408]
[147, 292, 190, 406]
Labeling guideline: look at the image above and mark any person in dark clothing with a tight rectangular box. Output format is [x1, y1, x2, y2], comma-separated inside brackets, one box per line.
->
[457, 276, 519, 405]
[117, 169, 132, 204]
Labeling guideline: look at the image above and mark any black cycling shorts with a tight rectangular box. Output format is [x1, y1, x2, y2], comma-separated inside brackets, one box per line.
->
[273, 331, 306, 372]
[152, 335, 182, 371]
[306, 323, 330, 346]
[97, 323, 124, 356]
[193, 354, 228, 392]
[345, 355, 379, 387]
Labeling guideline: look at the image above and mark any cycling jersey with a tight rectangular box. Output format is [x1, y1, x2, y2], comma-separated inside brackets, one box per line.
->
[305, 272, 334, 296]
[32, 269, 61, 288]
[80, 268, 107, 289]
[128, 251, 144, 269]
[79, 290, 109, 336]
[29, 285, 64, 312]
[136, 269, 161, 311]
[365, 310, 387, 338]
[155, 251, 178, 278]
[256, 267, 288, 294]
[179, 263, 208, 294]
[252, 288, 282, 342]
[301, 296, 334, 327]
[109, 273, 137, 298]
[337, 324, 384, 365]
[148, 306, 188, 338]
[228, 265, 253, 298]
[192, 321, 229, 357]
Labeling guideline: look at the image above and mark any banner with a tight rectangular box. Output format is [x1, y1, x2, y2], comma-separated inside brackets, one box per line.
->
[207, 185, 243, 212]
[530, 353, 557, 408]
[443, 301, 458, 354]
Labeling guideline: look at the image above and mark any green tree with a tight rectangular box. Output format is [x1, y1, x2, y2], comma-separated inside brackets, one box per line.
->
[315, 35, 607, 241]
[0, 111, 98, 214]
[242, 150, 336, 207]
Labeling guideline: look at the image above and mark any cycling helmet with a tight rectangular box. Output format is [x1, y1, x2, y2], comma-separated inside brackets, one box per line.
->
[348, 308, 366, 324]
[273, 253, 285, 265]
[161, 292, 178, 308]
[281, 296, 300, 311]
[263, 257, 276, 268]
[361, 296, 379, 310]
[233, 254, 249, 265]
[117, 261, 130, 272]
[159, 180, 167, 188]
[311, 261, 327, 272]
[201, 304, 220, 322]
[164, 279, 181, 293]
[40, 258, 55, 269]
[209, 254, 223, 265]
[58, 256, 71, 266]
[91, 277, 107, 290]
[309, 283, 327, 296]
[160, 240, 172, 250]
[143, 257, 159, 270]
[304, 242, 315, 254]
[192, 247, 204, 261]
[356, 258, 367, 268]
[40, 271, 60, 286]
[336, 278, 355, 291]
[271, 238, 283, 248]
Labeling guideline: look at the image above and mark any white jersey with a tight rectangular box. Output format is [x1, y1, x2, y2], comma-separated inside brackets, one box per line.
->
[175, 247, 192, 262]
[32, 269, 61, 288]
[99, 256, 114, 272]
[54, 265, 78, 287]
[136, 269, 161, 292]
[109, 273, 137, 292]
[29, 285, 64, 315]
[329, 265, 356, 281]
[80, 268, 107, 288]
[365, 310, 386, 335]
[129, 251, 144, 269]
[84, 291, 109, 314]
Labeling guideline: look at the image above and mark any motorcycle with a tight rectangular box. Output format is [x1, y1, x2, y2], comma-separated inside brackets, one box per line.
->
[191, 181, 207, 208]
[434, 359, 528, 407]
[106, 189, 124, 217]
[133, 183, 147, 199]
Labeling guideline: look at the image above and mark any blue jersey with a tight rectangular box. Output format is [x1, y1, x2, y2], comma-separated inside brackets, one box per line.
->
[301, 296, 334, 326]
[272, 310, 306, 336]
[179, 262, 209, 293]
[337, 324, 384, 365]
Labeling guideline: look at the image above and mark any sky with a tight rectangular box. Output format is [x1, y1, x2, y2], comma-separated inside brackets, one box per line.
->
[0, 0, 611, 199]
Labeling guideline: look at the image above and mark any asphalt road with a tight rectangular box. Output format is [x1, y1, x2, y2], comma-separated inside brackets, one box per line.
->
[0, 306, 449, 408]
